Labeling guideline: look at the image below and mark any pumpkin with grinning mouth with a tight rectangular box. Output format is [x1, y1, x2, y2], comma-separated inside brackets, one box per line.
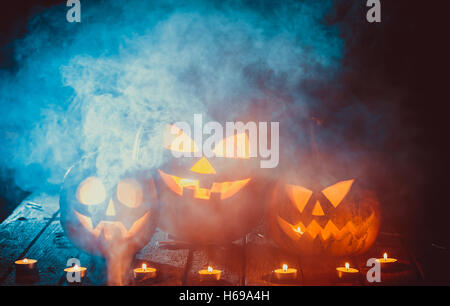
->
[148, 124, 266, 244]
[266, 177, 381, 256]
[59, 155, 158, 258]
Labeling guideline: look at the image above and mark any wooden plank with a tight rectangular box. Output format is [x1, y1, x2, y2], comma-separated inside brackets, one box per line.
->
[244, 225, 362, 286]
[300, 255, 362, 286]
[245, 236, 303, 286]
[2, 217, 94, 285]
[356, 232, 422, 285]
[0, 193, 59, 283]
[243, 223, 303, 286]
[185, 241, 244, 286]
[406, 240, 449, 285]
[133, 228, 190, 286]
[0, 192, 425, 286]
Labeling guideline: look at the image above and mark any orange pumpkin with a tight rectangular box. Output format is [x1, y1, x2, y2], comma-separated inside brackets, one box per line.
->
[60, 154, 158, 258]
[154, 124, 266, 244]
[266, 176, 380, 256]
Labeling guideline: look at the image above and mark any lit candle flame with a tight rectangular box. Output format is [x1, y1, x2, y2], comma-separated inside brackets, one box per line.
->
[383, 253, 388, 261]
[282, 264, 288, 272]
[207, 266, 213, 273]
[23, 258, 28, 263]
[295, 227, 303, 234]
[345, 263, 350, 271]
[142, 264, 147, 271]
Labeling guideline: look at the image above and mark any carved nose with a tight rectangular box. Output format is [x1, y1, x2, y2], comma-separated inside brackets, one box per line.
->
[190, 157, 216, 174]
[106, 198, 116, 216]
[312, 200, 325, 216]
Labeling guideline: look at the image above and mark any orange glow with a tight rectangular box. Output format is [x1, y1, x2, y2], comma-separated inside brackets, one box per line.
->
[179, 178, 198, 188]
[311, 200, 325, 216]
[190, 157, 216, 174]
[377, 253, 397, 264]
[64, 265, 87, 274]
[213, 132, 251, 158]
[345, 263, 350, 270]
[286, 184, 313, 213]
[163, 124, 199, 153]
[294, 226, 304, 235]
[207, 266, 213, 273]
[274, 265, 297, 280]
[277, 213, 377, 241]
[75, 211, 151, 238]
[158, 170, 250, 200]
[133, 264, 157, 279]
[15, 258, 37, 265]
[77, 177, 107, 205]
[321, 179, 354, 208]
[117, 179, 143, 208]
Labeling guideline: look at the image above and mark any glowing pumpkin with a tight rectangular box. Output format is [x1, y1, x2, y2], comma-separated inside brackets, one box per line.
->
[266, 177, 380, 256]
[60, 155, 158, 259]
[154, 124, 265, 244]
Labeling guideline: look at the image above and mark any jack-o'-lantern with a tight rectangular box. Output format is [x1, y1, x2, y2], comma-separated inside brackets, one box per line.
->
[150, 124, 265, 244]
[266, 176, 380, 256]
[60, 154, 158, 283]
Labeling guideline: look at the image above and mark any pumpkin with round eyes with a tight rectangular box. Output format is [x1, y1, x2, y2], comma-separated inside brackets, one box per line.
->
[59, 155, 158, 260]
[136, 124, 265, 244]
[266, 178, 380, 256]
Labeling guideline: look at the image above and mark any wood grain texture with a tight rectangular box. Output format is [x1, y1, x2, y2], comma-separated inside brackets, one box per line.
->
[0, 194, 59, 283]
[244, 223, 305, 286]
[2, 218, 92, 285]
[0, 194, 425, 286]
[356, 232, 422, 285]
[134, 229, 190, 286]
[185, 241, 245, 286]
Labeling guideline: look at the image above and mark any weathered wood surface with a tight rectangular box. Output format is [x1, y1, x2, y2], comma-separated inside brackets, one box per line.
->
[0, 193, 424, 286]
[0, 194, 59, 284]
[133, 229, 190, 286]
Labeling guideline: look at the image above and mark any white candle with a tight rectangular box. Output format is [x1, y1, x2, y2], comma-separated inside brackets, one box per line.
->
[273, 264, 298, 282]
[198, 266, 221, 282]
[133, 263, 157, 281]
[336, 262, 359, 280]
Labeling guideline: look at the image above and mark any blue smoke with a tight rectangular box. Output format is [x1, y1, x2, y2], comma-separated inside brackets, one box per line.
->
[0, 0, 343, 192]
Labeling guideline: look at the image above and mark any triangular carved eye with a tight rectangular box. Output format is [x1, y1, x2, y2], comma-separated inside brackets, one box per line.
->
[286, 184, 313, 213]
[321, 179, 354, 208]
[76, 177, 106, 205]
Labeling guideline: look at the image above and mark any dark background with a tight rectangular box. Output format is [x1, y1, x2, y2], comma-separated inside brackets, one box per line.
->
[0, 0, 449, 282]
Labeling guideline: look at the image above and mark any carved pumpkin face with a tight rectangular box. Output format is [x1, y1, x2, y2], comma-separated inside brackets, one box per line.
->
[60, 155, 158, 257]
[266, 178, 380, 256]
[155, 124, 265, 244]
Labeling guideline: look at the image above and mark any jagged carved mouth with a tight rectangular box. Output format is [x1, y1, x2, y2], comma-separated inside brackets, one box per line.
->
[158, 170, 250, 200]
[277, 214, 377, 241]
[74, 211, 151, 240]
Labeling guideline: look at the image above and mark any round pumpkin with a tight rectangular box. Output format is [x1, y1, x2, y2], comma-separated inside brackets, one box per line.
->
[60, 154, 159, 258]
[137, 123, 266, 244]
[266, 176, 380, 256]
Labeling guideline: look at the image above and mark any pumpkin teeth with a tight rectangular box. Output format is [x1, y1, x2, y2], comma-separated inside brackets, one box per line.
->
[277, 214, 376, 241]
[74, 211, 151, 239]
[158, 169, 250, 200]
